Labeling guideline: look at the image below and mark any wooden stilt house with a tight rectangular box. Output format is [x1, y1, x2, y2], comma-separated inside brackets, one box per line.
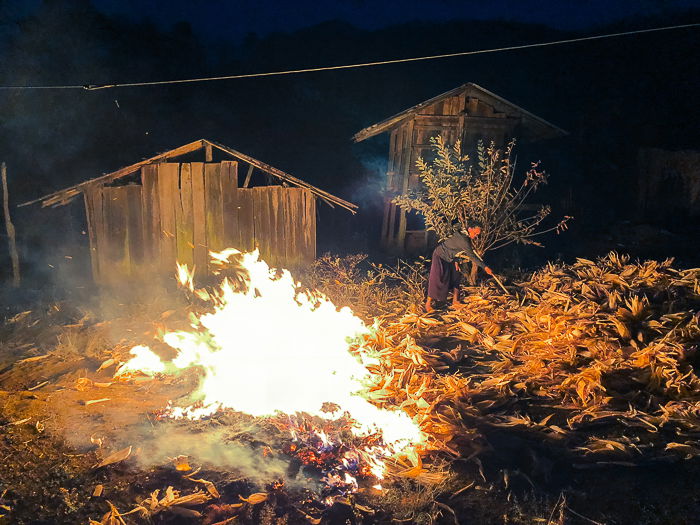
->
[22, 139, 357, 286]
[353, 83, 566, 254]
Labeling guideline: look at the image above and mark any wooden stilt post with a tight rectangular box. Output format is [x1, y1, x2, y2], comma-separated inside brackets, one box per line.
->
[1, 162, 20, 287]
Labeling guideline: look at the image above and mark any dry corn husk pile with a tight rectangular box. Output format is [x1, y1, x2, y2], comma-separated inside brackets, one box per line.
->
[355, 253, 700, 464]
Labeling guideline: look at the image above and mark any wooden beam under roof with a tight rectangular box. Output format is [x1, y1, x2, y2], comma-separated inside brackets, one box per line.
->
[19, 139, 207, 208]
[204, 140, 357, 213]
[352, 83, 567, 143]
[19, 139, 358, 214]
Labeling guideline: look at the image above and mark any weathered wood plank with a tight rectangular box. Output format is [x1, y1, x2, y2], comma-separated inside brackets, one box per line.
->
[458, 91, 467, 145]
[266, 187, 277, 264]
[387, 128, 398, 191]
[176, 163, 194, 268]
[141, 165, 160, 271]
[221, 160, 238, 189]
[204, 163, 224, 256]
[396, 119, 415, 249]
[95, 187, 110, 285]
[221, 161, 240, 251]
[273, 186, 286, 266]
[263, 187, 275, 265]
[303, 190, 316, 262]
[449, 95, 460, 115]
[237, 189, 255, 252]
[282, 187, 291, 264]
[285, 188, 302, 265]
[243, 164, 253, 188]
[457, 91, 467, 112]
[309, 191, 317, 261]
[83, 187, 101, 283]
[299, 189, 309, 263]
[190, 162, 207, 273]
[282, 189, 294, 264]
[103, 186, 129, 281]
[380, 198, 392, 246]
[386, 203, 397, 248]
[124, 185, 144, 278]
[94, 188, 109, 284]
[253, 188, 271, 263]
[104, 187, 121, 270]
[266, 187, 279, 266]
[157, 163, 179, 276]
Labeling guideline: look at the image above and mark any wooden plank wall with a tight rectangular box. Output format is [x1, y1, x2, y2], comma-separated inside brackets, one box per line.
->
[228, 186, 314, 267]
[85, 162, 316, 285]
[85, 184, 144, 285]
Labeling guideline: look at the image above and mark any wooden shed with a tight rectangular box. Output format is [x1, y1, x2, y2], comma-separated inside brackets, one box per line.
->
[22, 139, 357, 286]
[353, 83, 566, 254]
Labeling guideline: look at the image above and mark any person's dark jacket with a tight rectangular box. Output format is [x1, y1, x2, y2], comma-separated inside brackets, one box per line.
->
[434, 232, 486, 268]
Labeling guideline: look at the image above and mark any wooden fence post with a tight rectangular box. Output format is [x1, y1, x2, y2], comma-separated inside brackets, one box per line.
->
[1, 162, 20, 287]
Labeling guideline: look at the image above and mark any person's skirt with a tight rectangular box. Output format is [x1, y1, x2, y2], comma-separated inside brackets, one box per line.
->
[427, 251, 462, 302]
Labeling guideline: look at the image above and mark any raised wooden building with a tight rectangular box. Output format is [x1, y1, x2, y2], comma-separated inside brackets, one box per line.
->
[353, 83, 566, 253]
[22, 139, 357, 286]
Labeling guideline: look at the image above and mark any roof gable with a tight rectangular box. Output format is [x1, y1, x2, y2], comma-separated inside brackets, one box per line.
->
[20, 139, 357, 213]
[352, 83, 566, 143]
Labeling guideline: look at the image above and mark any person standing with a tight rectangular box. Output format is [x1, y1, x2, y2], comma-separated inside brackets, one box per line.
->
[425, 223, 493, 312]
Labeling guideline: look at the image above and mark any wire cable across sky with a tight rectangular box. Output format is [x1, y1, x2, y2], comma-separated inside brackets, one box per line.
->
[0, 22, 697, 91]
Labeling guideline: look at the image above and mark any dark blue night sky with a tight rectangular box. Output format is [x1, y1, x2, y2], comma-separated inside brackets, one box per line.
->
[89, 0, 700, 35]
[4, 0, 700, 41]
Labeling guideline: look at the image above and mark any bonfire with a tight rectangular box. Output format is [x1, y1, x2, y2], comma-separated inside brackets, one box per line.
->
[116, 249, 425, 484]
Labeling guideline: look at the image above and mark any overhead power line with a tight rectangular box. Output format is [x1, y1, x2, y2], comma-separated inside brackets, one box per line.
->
[0, 22, 697, 91]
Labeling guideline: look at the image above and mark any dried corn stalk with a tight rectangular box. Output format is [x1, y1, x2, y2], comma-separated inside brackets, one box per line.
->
[350, 252, 700, 463]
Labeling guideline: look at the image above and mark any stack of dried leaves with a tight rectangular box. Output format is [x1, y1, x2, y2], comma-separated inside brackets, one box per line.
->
[354, 252, 700, 466]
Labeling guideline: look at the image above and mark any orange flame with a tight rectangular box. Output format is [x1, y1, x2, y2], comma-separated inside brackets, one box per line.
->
[117, 249, 424, 476]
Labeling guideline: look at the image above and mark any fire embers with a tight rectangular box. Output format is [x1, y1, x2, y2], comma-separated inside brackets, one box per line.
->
[277, 413, 391, 497]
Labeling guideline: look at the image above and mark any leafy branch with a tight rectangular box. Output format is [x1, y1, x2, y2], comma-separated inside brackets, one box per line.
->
[392, 136, 572, 257]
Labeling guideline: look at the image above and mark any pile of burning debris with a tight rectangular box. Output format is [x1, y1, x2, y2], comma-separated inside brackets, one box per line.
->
[1, 250, 699, 524]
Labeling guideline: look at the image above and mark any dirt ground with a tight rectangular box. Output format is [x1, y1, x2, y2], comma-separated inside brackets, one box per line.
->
[1, 283, 700, 525]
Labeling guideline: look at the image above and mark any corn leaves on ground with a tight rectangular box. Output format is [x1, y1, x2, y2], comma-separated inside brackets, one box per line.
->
[352, 252, 700, 467]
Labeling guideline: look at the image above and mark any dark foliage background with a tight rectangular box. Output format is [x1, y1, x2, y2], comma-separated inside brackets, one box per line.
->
[0, 0, 698, 291]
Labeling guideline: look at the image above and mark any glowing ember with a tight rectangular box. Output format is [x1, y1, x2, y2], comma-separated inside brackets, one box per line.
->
[117, 249, 424, 475]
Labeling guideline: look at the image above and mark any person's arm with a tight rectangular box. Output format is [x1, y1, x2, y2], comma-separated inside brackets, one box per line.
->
[456, 238, 486, 269]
